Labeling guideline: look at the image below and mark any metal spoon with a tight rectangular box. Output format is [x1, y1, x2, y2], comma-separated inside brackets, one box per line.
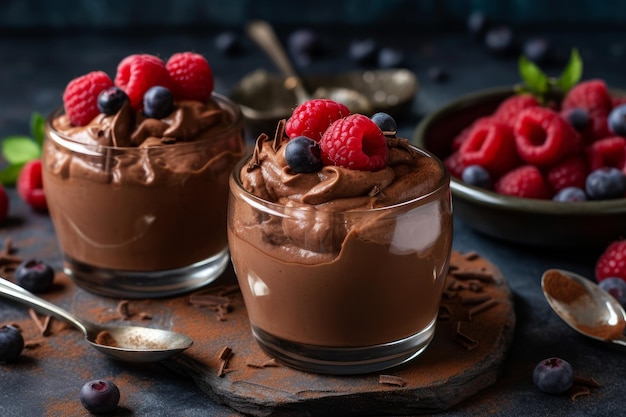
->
[0, 278, 193, 361]
[246, 20, 373, 114]
[541, 268, 626, 346]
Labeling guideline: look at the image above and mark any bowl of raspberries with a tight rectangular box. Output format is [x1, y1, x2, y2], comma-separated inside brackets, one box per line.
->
[414, 51, 626, 248]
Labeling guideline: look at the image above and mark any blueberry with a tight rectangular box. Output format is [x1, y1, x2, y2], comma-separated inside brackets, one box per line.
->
[215, 31, 242, 56]
[0, 325, 24, 362]
[533, 357, 574, 394]
[608, 104, 626, 136]
[484, 26, 515, 56]
[461, 165, 492, 189]
[467, 11, 491, 40]
[523, 37, 553, 64]
[585, 167, 626, 200]
[14, 259, 55, 293]
[552, 186, 587, 202]
[143, 86, 174, 119]
[348, 38, 378, 65]
[378, 47, 405, 68]
[564, 108, 590, 133]
[97, 86, 128, 115]
[80, 379, 120, 414]
[285, 136, 323, 173]
[598, 277, 626, 306]
[370, 112, 397, 134]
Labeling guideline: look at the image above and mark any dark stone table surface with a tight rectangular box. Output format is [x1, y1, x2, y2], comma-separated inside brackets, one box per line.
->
[1, 25, 626, 416]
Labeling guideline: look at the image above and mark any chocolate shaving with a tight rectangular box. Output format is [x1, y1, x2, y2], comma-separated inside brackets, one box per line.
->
[0, 237, 23, 276]
[570, 385, 591, 401]
[460, 293, 492, 305]
[574, 374, 601, 388]
[246, 358, 279, 369]
[451, 268, 494, 282]
[468, 298, 498, 319]
[95, 330, 118, 347]
[379, 374, 407, 387]
[438, 304, 452, 320]
[368, 185, 381, 197]
[454, 321, 479, 351]
[189, 286, 239, 321]
[217, 346, 233, 377]
[24, 339, 44, 349]
[272, 119, 287, 152]
[249, 133, 268, 170]
[116, 300, 132, 320]
[28, 309, 52, 337]
[463, 251, 480, 261]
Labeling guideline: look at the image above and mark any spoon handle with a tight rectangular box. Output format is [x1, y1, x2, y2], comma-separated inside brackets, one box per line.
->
[0, 278, 88, 336]
[247, 20, 311, 104]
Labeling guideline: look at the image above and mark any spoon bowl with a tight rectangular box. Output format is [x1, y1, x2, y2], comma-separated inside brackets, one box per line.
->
[0, 278, 193, 362]
[541, 269, 626, 346]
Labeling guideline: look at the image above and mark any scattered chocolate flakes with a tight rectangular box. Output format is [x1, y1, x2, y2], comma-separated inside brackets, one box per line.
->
[570, 385, 591, 401]
[463, 250, 480, 261]
[189, 285, 240, 321]
[271, 119, 287, 152]
[24, 339, 44, 350]
[246, 358, 279, 369]
[438, 304, 452, 321]
[0, 237, 23, 277]
[451, 268, 494, 282]
[574, 374, 601, 388]
[379, 374, 407, 387]
[468, 298, 498, 319]
[454, 322, 479, 351]
[217, 346, 233, 377]
[28, 309, 52, 337]
[460, 293, 492, 305]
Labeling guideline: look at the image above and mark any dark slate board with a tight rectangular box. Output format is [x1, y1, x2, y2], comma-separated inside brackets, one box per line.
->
[162, 251, 516, 416]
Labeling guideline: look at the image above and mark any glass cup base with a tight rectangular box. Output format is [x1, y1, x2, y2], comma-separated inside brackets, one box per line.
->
[250, 317, 437, 375]
[62, 247, 230, 298]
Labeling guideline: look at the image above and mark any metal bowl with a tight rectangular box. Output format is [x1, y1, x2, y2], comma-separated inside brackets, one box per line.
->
[230, 68, 418, 139]
[413, 86, 626, 249]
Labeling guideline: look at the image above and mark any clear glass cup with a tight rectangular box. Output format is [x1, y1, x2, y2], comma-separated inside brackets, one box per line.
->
[42, 93, 245, 298]
[227, 146, 453, 374]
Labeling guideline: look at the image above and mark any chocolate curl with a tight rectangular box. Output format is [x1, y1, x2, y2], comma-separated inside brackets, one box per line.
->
[28, 309, 52, 337]
[217, 346, 233, 377]
[468, 299, 498, 319]
[454, 322, 479, 351]
[249, 133, 268, 170]
[451, 268, 495, 282]
[246, 358, 279, 369]
[272, 119, 287, 152]
[379, 374, 407, 387]
[116, 300, 132, 320]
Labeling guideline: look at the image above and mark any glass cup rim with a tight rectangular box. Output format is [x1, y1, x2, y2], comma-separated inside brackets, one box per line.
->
[230, 144, 450, 214]
[45, 92, 244, 154]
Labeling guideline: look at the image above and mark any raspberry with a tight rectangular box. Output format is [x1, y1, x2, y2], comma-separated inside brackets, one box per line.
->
[451, 117, 492, 151]
[544, 155, 589, 192]
[494, 165, 552, 199]
[562, 79, 613, 140]
[114, 54, 174, 110]
[166, 52, 214, 102]
[285, 99, 350, 141]
[0, 184, 8, 223]
[62, 71, 113, 126]
[492, 94, 540, 127]
[513, 107, 582, 167]
[17, 159, 47, 212]
[596, 240, 626, 282]
[443, 150, 466, 179]
[586, 136, 626, 173]
[459, 119, 521, 177]
[319, 114, 388, 171]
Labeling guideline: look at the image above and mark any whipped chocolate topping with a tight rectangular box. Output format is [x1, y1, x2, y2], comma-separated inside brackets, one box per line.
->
[43, 96, 245, 272]
[228, 123, 453, 347]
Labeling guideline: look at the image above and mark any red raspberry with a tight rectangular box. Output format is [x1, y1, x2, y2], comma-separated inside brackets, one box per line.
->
[0, 184, 8, 223]
[114, 54, 174, 110]
[443, 150, 465, 179]
[17, 159, 47, 212]
[544, 155, 589, 192]
[595, 240, 626, 282]
[514, 107, 582, 167]
[493, 94, 540, 127]
[494, 165, 552, 199]
[166, 52, 214, 102]
[459, 119, 521, 177]
[451, 117, 493, 151]
[586, 136, 626, 173]
[562, 80, 613, 140]
[319, 114, 388, 171]
[62, 71, 113, 126]
[285, 99, 350, 141]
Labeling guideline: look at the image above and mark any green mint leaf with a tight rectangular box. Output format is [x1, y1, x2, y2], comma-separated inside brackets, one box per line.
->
[1, 136, 41, 164]
[30, 112, 45, 147]
[556, 48, 583, 94]
[518, 55, 549, 95]
[0, 163, 24, 186]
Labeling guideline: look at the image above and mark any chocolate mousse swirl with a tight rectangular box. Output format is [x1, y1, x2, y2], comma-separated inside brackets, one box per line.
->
[52, 99, 232, 148]
[243, 121, 444, 211]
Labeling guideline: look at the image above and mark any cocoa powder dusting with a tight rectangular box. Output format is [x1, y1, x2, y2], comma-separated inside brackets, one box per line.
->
[576, 321, 626, 341]
[543, 270, 587, 304]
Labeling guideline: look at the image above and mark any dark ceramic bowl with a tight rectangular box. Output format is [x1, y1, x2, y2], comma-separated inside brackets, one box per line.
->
[413, 86, 626, 249]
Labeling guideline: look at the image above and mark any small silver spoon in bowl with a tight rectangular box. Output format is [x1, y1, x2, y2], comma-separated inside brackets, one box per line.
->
[541, 268, 626, 346]
[0, 278, 193, 362]
[246, 20, 373, 115]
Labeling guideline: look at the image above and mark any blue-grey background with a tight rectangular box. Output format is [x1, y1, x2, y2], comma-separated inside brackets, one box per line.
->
[0, 0, 624, 30]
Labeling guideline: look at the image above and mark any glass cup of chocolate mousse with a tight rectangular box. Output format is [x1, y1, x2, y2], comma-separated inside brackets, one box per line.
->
[228, 104, 453, 374]
[43, 61, 245, 298]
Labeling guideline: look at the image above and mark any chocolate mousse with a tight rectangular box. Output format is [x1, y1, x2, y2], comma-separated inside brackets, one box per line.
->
[228, 109, 452, 361]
